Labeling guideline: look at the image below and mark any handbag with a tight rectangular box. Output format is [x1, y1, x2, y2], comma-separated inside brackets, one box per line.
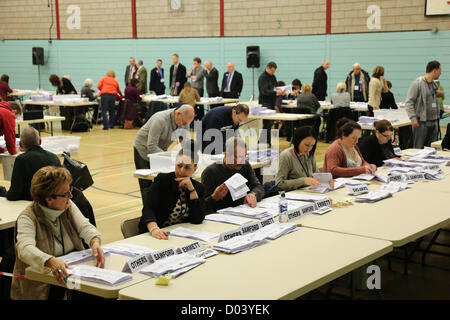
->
[62, 152, 94, 191]
[124, 120, 134, 129]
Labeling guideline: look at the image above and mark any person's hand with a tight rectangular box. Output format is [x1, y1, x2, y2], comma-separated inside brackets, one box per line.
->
[45, 257, 70, 286]
[192, 76, 197, 81]
[175, 177, 194, 191]
[211, 184, 229, 201]
[304, 177, 321, 186]
[276, 89, 284, 96]
[363, 165, 373, 174]
[151, 227, 169, 240]
[411, 121, 419, 128]
[187, 70, 192, 76]
[329, 179, 335, 189]
[90, 238, 105, 269]
[370, 164, 377, 173]
[436, 90, 443, 97]
[244, 193, 257, 207]
[380, 76, 385, 81]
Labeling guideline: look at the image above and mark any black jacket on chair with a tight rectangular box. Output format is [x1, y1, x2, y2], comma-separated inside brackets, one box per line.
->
[149, 67, 166, 95]
[312, 66, 328, 101]
[220, 71, 243, 98]
[138, 172, 206, 234]
[358, 134, 398, 167]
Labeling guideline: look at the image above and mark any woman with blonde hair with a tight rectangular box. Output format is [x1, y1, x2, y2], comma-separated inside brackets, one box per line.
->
[331, 82, 351, 108]
[11, 166, 104, 300]
[97, 69, 123, 130]
[368, 66, 388, 116]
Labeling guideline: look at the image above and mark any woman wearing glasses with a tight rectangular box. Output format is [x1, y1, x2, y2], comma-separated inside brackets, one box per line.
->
[323, 118, 377, 178]
[358, 120, 400, 168]
[11, 166, 104, 300]
[138, 145, 206, 239]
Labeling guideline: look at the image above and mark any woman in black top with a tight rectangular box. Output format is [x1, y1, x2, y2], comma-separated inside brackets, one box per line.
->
[138, 147, 206, 239]
[358, 120, 400, 167]
[49, 74, 77, 95]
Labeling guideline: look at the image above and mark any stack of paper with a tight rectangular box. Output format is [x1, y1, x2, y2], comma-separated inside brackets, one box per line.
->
[204, 214, 252, 225]
[380, 182, 408, 194]
[409, 157, 446, 165]
[358, 116, 382, 126]
[350, 102, 369, 109]
[275, 85, 292, 94]
[212, 232, 268, 254]
[352, 173, 375, 181]
[134, 169, 157, 176]
[423, 169, 444, 180]
[67, 265, 133, 286]
[200, 97, 223, 102]
[58, 249, 111, 265]
[140, 254, 206, 278]
[217, 206, 269, 219]
[404, 147, 436, 157]
[308, 172, 334, 193]
[335, 178, 370, 186]
[247, 149, 281, 163]
[169, 227, 219, 242]
[354, 190, 392, 203]
[102, 243, 155, 258]
[224, 173, 250, 201]
[284, 192, 332, 209]
[249, 105, 276, 115]
[255, 222, 298, 240]
[257, 197, 310, 217]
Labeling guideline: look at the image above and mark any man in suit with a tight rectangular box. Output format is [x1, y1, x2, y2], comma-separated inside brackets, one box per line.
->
[312, 60, 330, 101]
[169, 53, 187, 96]
[149, 59, 166, 95]
[136, 60, 148, 95]
[204, 60, 219, 98]
[220, 62, 243, 99]
[124, 57, 138, 87]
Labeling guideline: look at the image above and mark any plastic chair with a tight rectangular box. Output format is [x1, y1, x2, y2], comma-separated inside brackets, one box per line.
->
[120, 217, 141, 239]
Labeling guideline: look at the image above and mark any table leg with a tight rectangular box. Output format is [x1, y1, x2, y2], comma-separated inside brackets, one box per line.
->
[50, 122, 54, 136]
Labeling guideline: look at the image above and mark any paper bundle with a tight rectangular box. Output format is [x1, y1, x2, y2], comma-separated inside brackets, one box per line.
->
[354, 190, 392, 203]
[102, 243, 155, 258]
[67, 265, 133, 286]
[140, 253, 206, 278]
[224, 173, 250, 201]
[204, 214, 252, 226]
[58, 249, 111, 265]
[217, 205, 269, 219]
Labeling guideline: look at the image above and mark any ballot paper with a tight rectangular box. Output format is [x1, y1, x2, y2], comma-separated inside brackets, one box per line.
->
[134, 169, 157, 176]
[194, 248, 219, 259]
[405, 147, 436, 157]
[102, 243, 155, 258]
[224, 173, 250, 201]
[139, 253, 206, 278]
[354, 190, 392, 203]
[257, 197, 312, 216]
[66, 265, 133, 286]
[380, 182, 408, 194]
[217, 205, 269, 219]
[284, 192, 332, 210]
[384, 159, 441, 171]
[374, 172, 389, 183]
[335, 178, 371, 186]
[169, 227, 219, 242]
[352, 173, 375, 181]
[253, 222, 298, 240]
[275, 85, 292, 94]
[308, 173, 334, 193]
[409, 157, 446, 164]
[58, 249, 111, 265]
[204, 214, 252, 226]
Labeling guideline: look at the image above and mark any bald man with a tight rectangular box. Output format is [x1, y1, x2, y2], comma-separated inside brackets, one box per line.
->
[133, 104, 195, 202]
[345, 63, 370, 102]
[312, 60, 330, 101]
[220, 62, 243, 99]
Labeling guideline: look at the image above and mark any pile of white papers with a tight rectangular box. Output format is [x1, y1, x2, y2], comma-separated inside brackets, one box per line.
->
[257, 197, 310, 217]
[224, 173, 250, 201]
[249, 105, 276, 115]
[308, 172, 334, 193]
[409, 157, 446, 164]
[204, 214, 252, 225]
[336, 178, 371, 186]
[354, 190, 392, 203]
[169, 227, 219, 242]
[352, 173, 375, 181]
[140, 253, 205, 278]
[212, 222, 298, 254]
[358, 116, 382, 126]
[247, 149, 280, 163]
[58, 249, 111, 265]
[217, 205, 269, 219]
[200, 97, 223, 102]
[134, 169, 157, 176]
[404, 147, 436, 157]
[388, 166, 443, 181]
[67, 265, 133, 286]
[284, 192, 332, 210]
[380, 182, 408, 194]
[350, 102, 369, 110]
[275, 85, 292, 94]
[102, 243, 155, 258]
[319, 101, 331, 107]
[383, 159, 440, 171]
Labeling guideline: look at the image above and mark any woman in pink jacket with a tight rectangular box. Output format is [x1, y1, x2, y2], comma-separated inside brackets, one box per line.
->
[323, 118, 377, 178]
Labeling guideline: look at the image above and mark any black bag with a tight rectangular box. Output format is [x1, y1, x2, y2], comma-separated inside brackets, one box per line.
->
[71, 118, 91, 132]
[442, 123, 450, 150]
[62, 152, 94, 191]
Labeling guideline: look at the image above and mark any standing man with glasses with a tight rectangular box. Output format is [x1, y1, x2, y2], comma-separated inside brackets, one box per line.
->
[220, 62, 243, 99]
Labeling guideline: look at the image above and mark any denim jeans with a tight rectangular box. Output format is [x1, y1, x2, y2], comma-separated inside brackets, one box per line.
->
[100, 94, 116, 129]
[413, 120, 439, 149]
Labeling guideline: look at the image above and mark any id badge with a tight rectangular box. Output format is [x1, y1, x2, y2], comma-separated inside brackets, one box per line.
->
[354, 85, 360, 91]
[160, 79, 164, 83]
[432, 103, 437, 109]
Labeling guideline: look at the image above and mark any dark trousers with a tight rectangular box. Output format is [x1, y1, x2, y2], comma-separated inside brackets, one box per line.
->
[194, 88, 204, 120]
[134, 147, 152, 206]
[222, 91, 239, 99]
[100, 94, 116, 129]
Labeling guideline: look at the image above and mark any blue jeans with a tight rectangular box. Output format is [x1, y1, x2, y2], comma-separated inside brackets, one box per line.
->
[100, 94, 116, 129]
[413, 120, 439, 149]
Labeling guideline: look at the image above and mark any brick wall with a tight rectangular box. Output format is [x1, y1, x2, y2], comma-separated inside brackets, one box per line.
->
[0, 0, 449, 39]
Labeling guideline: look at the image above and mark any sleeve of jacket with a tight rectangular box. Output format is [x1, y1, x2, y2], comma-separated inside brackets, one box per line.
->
[236, 72, 243, 94]
[220, 74, 227, 93]
[140, 174, 163, 228]
[4, 113, 17, 155]
[312, 69, 322, 94]
[187, 181, 206, 224]
[245, 164, 264, 200]
[275, 152, 306, 192]
[201, 166, 221, 214]
[146, 117, 165, 154]
[6, 156, 26, 200]
[345, 74, 352, 94]
[405, 80, 420, 123]
[357, 136, 376, 167]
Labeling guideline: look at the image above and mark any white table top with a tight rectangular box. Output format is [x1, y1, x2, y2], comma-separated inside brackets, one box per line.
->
[0, 197, 31, 230]
[22, 101, 95, 107]
[16, 115, 65, 125]
[248, 113, 314, 121]
[142, 96, 239, 105]
[118, 228, 392, 300]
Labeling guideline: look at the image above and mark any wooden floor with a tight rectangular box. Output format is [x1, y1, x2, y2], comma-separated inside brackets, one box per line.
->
[0, 123, 329, 245]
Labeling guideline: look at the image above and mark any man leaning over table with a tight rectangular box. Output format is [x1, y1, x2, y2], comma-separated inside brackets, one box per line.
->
[201, 137, 264, 214]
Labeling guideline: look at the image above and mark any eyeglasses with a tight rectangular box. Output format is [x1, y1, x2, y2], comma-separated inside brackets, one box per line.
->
[380, 132, 393, 139]
[176, 163, 195, 170]
[51, 186, 73, 199]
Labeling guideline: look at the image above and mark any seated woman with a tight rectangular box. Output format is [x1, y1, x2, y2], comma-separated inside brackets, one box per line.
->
[138, 146, 206, 239]
[331, 82, 351, 108]
[11, 166, 104, 300]
[323, 118, 377, 178]
[178, 82, 200, 108]
[358, 120, 400, 167]
[276, 126, 328, 192]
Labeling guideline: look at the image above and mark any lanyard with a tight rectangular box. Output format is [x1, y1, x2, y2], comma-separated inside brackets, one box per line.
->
[54, 217, 65, 255]
[295, 151, 310, 177]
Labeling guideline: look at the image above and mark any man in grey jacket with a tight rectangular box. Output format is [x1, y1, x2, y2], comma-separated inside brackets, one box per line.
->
[133, 104, 195, 203]
[406, 61, 443, 148]
[187, 57, 205, 120]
